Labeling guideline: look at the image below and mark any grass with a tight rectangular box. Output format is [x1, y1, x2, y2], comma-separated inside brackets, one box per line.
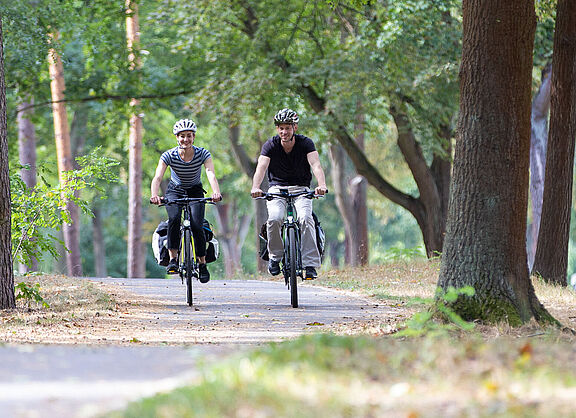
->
[110, 333, 576, 417]
[106, 259, 576, 417]
[1, 273, 117, 327]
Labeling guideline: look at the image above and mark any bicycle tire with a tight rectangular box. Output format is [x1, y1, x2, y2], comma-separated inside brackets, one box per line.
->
[183, 229, 194, 306]
[287, 227, 298, 308]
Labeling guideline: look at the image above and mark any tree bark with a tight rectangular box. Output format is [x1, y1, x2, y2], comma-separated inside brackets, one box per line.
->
[228, 124, 268, 273]
[48, 31, 83, 277]
[438, 0, 554, 325]
[92, 205, 108, 278]
[527, 65, 551, 269]
[352, 109, 369, 265]
[214, 202, 252, 277]
[0, 19, 14, 308]
[126, 0, 145, 278]
[532, 0, 576, 286]
[17, 98, 38, 273]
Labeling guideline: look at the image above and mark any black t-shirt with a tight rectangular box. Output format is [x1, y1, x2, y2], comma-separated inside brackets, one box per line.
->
[261, 134, 316, 187]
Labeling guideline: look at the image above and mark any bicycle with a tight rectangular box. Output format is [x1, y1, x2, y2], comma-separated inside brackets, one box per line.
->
[256, 189, 324, 308]
[152, 196, 215, 306]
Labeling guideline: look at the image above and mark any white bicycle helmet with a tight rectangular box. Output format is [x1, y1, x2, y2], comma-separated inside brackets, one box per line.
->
[273, 108, 299, 125]
[172, 119, 197, 135]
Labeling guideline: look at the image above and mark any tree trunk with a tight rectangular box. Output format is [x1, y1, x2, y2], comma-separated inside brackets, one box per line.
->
[48, 31, 83, 277]
[438, 0, 554, 325]
[527, 65, 551, 268]
[352, 109, 368, 265]
[92, 205, 108, 278]
[328, 144, 356, 264]
[0, 20, 14, 309]
[228, 125, 268, 273]
[126, 0, 145, 278]
[214, 202, 252, 277]
[17, 98, 38, 273]
[532, 0, 576, 286]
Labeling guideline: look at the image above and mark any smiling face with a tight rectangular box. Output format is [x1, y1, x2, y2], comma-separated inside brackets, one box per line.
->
[276, 123, 297, 142]
[176, 130, 195, 149]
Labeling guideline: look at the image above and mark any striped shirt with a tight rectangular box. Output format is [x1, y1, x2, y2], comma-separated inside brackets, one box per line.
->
[160, 146, 211, 187]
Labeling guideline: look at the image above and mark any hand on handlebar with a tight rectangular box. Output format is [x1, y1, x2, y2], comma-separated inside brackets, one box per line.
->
[150, 196, 162, 205]
[315, 186, 328, 196]
[212, 192, 223, 202]
[251, 188, 265, 198]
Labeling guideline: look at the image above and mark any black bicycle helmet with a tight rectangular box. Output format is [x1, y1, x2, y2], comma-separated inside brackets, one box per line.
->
[273, 108, 299, 125]
[172, 119, 197, 135]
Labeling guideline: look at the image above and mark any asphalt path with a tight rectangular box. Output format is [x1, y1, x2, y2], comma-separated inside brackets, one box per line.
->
[1, 277, 392, 417]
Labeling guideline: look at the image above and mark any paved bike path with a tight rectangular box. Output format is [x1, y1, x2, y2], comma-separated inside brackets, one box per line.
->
[88, 277, 387, 344]
[0, 278, 393, 417]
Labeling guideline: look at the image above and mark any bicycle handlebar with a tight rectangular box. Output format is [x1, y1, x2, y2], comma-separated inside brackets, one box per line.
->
[254, 190, 327, 201]
[150, 196, 216, 206]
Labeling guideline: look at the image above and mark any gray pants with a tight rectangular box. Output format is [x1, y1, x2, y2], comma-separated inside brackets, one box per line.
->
[266, 185, 320, 268]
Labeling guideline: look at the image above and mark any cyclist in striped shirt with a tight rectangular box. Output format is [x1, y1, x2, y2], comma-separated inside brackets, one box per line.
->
[150, 119, 222, 282]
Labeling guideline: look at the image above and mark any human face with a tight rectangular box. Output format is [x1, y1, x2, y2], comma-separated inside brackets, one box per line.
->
[276, 123, 296, 142]
[176, 130, 195, 149]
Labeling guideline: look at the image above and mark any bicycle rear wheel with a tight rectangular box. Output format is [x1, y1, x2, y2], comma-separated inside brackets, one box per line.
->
[183, 229, 194, 306]
[287, 228, 298, 308]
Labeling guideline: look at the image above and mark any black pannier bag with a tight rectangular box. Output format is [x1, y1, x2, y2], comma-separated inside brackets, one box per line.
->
[203, 219, 219, 263]
[312, 212, 326, 261]
[258, 213, 325, 262]
[152, 219, 219, 266]
[259, 223, 269, 261]
[152, 220, 170, 266]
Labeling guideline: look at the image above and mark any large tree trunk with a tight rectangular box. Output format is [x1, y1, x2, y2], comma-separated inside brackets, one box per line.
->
[532, 0, 576, 286]
[437, 0, 553, 325]
[48, 31, 83, 277]
[0, 19, 14, 308]
[17, 98, 38, 273]
[126, 0, 145, 278]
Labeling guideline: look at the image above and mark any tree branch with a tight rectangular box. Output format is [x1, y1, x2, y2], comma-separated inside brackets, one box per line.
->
[15, 89, 197, 114]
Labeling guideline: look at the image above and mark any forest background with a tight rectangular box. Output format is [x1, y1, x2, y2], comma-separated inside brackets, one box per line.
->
[0, 0, 569, 283]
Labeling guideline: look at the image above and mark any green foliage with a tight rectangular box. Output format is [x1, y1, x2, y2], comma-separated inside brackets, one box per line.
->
[397, 286, 476, 337]
[380, 245, 426, 263]
[15, 282, 50, 308]
[11, 149, 119, 268]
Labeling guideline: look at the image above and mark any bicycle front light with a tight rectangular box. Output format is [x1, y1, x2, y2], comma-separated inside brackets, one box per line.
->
[183, 219, 191, 227]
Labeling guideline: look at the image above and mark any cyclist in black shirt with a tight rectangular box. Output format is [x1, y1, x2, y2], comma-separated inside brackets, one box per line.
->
[251, 109, 328, 279]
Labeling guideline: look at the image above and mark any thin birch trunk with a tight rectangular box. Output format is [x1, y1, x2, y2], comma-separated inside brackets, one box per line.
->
[126, 0, 145, 278]
[48, 31, 83, 277]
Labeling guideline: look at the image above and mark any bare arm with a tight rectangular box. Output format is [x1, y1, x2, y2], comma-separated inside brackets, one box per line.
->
[251, 155, 271, 197]
[307, 151, 328, 195]
[204, 157, 222, 201]
[150, 160, 168, 204]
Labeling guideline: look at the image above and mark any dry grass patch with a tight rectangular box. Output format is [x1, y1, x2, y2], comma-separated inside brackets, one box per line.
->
[314, 259, 576, 337]
[0, 274, 121, 343]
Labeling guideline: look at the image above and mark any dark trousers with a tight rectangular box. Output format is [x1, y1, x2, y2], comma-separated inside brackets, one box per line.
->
[165, 182, 207, 258]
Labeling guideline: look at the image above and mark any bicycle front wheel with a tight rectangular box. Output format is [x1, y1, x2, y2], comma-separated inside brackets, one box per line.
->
[183, 229, 194, 306]
[287, 227, 298, 308]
